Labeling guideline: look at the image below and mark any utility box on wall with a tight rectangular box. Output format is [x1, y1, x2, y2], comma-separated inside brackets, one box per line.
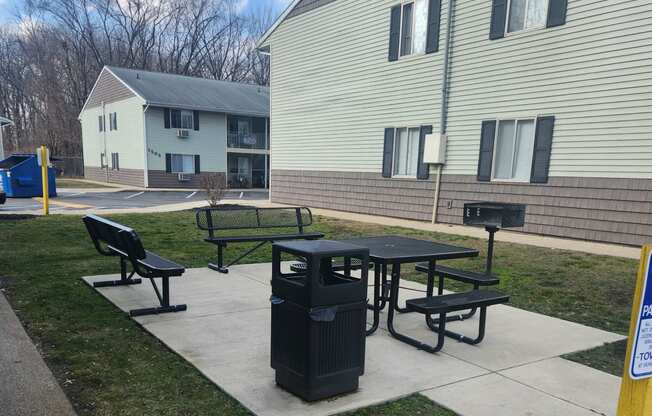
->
[423, 133, 447, 165]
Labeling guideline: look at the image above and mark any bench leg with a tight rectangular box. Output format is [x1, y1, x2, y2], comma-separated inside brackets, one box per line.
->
[427, 277, 479, 324]
[129, 277, 187, 317]
[208, 244, 229, 273]
[93, 257, 142, 288]
[426, 307, 488, 345]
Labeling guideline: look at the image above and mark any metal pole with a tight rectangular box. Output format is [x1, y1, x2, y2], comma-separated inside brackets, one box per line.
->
[432, 0, 456, 224]
[0, 126, 4, 161]
[40, 146, 49, 215]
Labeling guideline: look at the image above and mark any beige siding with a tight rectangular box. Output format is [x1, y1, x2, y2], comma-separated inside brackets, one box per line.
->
[445, 0, 652, 178]
[80, 96, 146, 173]
[145, 108, 227, 173]
[266, 0, 447, 172]
[84, 68, 137, 110]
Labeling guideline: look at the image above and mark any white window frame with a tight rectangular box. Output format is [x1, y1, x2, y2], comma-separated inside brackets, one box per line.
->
[505, 0, 550, 35]
[391, 126, 421, 178]
[170, 153, 195, 174]
[397, 0, 428, 59]
[490, 118, 536, 183]
[180, 110, 193, 130]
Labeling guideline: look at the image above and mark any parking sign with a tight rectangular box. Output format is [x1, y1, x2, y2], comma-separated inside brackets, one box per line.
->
[629, 250, 652, 380]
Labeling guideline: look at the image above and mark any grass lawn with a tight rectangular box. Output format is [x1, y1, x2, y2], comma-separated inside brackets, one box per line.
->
[0, 211, 637, 415]
[56, 178, 114, 188]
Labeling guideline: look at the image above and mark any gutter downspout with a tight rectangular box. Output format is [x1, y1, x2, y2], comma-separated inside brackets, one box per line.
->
[432, 0, 456, 224]
[142, 103, 150, 188]
[102, 101, 109, 182]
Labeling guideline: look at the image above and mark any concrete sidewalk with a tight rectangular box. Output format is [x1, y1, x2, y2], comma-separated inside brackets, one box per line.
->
[0, 292, 76, 416]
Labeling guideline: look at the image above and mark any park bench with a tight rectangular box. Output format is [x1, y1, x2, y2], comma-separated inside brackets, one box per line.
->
[196, 206, 324, 273]
[82, 214, 187, 317]
[404, 290, 509, 352]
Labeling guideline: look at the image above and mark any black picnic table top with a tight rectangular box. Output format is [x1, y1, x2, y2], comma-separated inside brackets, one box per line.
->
[342, 236, 479, 264]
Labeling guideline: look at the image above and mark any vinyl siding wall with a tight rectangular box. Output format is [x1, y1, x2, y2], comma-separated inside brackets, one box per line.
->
[145, 108, 227, 187]
[80, 96, 146, 185]
[444, 0, 652, 178]
[265, 0, 447, 172]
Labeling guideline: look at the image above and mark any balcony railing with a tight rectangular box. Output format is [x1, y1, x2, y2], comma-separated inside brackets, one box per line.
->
[227, 132, 268, 150]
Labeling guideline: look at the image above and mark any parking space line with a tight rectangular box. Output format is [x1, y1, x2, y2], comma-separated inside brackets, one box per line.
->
[125, 191, 144, 199]
[185, 191, 197, 199]
[32, 197, 93, 209]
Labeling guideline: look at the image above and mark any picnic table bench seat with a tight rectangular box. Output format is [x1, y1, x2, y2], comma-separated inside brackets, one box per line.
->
[404, 289, 509, 353]
[196, 206, 324, 273]
[83, 214, 187, 317]
[415, 263, 499, 287]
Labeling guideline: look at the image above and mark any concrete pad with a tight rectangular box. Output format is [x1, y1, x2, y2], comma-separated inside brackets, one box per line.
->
[83, 263, 625, 416]
[0, 293, 76, 416]
[500, 358, 621, 416]
[366, 280, 623, 371]
[423, 373, 599, 416]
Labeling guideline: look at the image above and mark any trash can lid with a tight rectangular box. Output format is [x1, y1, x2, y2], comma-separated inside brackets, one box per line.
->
[274, 240, 369, 257]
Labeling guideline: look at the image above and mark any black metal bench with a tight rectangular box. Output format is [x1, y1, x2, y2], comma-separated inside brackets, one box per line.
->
[83, 214, 187, 317]
[403, 290, 509, 353]
[196, 206, 324, 273]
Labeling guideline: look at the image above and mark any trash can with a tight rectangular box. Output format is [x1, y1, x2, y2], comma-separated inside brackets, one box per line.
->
[270, 240, 369, 401]
[0, 154, 57, 198]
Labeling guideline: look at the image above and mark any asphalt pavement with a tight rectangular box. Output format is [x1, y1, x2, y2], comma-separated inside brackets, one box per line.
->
[0, 189, 268, 213]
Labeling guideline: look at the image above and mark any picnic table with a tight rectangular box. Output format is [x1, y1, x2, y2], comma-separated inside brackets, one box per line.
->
[342, 236, 509, 352]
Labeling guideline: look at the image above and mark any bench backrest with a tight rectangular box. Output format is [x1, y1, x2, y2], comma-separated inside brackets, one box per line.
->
[196, 207, 314, 236]
[83, 214, 147, 261]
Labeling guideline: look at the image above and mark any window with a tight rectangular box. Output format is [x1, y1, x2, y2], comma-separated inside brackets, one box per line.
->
[393, 127, 420, 177]
[100, 152, 106, 168]
[111, 152, 120, 170]
[170, 154, 195, 174]
[168, 109, 195, 129]
[108, 113, 118, 131]
[399, 0, 429, 57]
[492, 119, 536, 181]
[98, 115, 105, 132]
[507, 0, 549, 34]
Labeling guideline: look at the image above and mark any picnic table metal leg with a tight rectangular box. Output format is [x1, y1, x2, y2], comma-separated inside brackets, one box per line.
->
[366, 262, 381, 336]
[393, 262, 413, 314]
[427, 307, 488, 345]
[425, 261, 478, 325]
[386, 262, 447, 353]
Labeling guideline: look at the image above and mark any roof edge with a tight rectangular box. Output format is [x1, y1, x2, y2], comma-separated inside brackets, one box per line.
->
[255, 0, 302, 49]
[78, 66, 146, 118]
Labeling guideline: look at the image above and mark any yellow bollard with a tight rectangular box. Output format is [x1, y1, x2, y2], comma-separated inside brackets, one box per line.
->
[617, 244, 652, 415]
[39, 145, 49, 215]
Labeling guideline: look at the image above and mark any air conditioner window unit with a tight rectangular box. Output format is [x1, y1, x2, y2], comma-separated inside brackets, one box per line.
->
[177, 173, 192, 182]
[177, 129, 189, 138]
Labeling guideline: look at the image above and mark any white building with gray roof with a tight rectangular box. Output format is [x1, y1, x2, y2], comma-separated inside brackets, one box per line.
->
[79, 66, 270, 189]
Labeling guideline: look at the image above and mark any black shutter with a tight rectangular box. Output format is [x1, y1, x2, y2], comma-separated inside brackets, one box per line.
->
[388, 6, 401, 62]
[489, 0, 508, 40]
[164, 108, 170, 128]
[382, 128, 395, 178]
[417, 125, 432, 180]
[477, 121, 496, 181]
[425, 0, 442, 54]
[113, 113, 117, 130]
[171, 110, 181, 129]
[116, 153, 119, 171]
[194, 155, 201, 174]
[193, 110, 199, 131]
[165, 153, 172, 173]
[547, 0, 568, 28]
[530, 116, 555, 183]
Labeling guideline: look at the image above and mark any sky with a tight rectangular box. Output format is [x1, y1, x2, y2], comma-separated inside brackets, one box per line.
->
[0, 0, 293, 24]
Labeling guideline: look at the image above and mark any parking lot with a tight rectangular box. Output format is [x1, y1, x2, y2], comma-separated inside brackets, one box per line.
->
[0, 189, 269, 213]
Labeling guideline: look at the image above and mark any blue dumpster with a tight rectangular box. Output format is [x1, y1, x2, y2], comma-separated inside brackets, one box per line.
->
[0, 154, 57, 198]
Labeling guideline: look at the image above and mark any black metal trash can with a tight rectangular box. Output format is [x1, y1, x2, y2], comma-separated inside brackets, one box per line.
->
[270, 240, 369, 401]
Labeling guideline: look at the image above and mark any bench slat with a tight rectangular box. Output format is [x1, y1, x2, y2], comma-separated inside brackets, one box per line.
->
[205, 232, 324, 244]
[415, 263, 499, 286]
[406, 290, 509, 314]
